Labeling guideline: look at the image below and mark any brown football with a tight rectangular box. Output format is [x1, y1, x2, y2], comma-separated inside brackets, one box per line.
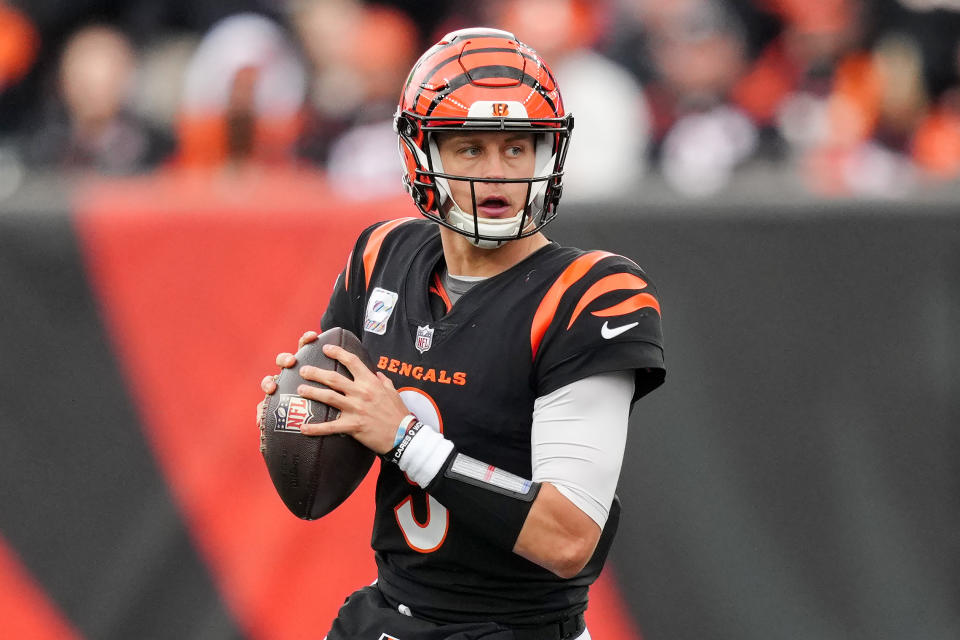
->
[260, 327, 376, 520]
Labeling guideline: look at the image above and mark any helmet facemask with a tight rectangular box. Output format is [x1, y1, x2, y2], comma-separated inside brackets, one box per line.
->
[396, 114, 573, 249]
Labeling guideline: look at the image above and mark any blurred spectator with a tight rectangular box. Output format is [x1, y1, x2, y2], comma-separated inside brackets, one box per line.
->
[176, 12, 307, 169]
[629, 0, 758, 196]
[729, 0, 919, 195]
[804, 30, 927, 196]
[134, 33, 201, 137]
[880, 0, 960, 180]
[324, 4, 419, 198]
[20, 24, 172, 174]
[0, 2, 39, 119]
[292, 2, 419, 197]
[0, 2, 39, 198]
[491, 0, 652, 202]
[912, 39, 960, 178]
[290, 0, 366, 165]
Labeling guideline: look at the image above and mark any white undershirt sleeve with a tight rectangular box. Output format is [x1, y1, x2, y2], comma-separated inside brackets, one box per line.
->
[531, 370, 635, 528]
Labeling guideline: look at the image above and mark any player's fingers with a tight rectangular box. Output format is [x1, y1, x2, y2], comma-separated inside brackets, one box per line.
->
[299, 366, 353, 392]
[261, 375, 278, 394]
[322, 343, 372, 381]
[300, 417, 350, 437]
[276, 352, 297, 369]
[298, 331, 319, 350]
[376, 371, 395, 389]
[296, 384, 348, 411]
[255, 399, 265, 427]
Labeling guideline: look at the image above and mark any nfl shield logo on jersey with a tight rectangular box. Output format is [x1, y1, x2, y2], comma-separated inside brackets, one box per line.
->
[415, 325, 434, 353]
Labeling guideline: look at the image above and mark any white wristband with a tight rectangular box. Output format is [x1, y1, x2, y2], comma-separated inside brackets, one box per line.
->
[396, 426, 454, 488]
[393, 414, 418, 448]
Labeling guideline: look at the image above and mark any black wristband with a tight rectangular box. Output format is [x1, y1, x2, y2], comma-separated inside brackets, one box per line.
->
[426, 450, 541, 551]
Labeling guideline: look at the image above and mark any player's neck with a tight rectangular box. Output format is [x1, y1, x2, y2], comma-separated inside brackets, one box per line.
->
[439, 227, 550, 278]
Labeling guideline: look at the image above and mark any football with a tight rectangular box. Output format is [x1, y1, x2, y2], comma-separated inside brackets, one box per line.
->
[260, 327, 376, 520]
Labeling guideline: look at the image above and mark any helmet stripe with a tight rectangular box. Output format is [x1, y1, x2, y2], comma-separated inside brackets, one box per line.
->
[425, 68, 557, 117]
[411, 47, 540, 114]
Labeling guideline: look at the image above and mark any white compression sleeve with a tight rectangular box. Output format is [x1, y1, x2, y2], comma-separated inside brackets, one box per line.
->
[531, 371, 635, 528]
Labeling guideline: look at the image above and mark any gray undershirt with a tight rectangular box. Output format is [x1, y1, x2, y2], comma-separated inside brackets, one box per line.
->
[440, 266, 486, 306]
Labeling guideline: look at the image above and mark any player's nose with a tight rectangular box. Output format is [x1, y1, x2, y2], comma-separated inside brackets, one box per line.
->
[477, 143, 506, 179]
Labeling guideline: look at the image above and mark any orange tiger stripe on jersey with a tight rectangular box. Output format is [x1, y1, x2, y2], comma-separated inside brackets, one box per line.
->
[530, 251, 614, 359]
[567, 273, 659, 329]
[363, 218, 417, 289]
[591, 292, 660, 319]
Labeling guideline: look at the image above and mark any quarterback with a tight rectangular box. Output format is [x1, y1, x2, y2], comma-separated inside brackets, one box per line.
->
[258, 27, 665, 640]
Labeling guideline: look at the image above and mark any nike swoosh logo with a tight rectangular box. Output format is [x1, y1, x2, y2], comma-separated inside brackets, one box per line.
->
[601, 320, 639, 339]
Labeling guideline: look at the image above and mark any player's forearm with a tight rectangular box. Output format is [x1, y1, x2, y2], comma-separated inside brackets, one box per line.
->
[513, 482, 601, 578]
[387, 423, 600, 577]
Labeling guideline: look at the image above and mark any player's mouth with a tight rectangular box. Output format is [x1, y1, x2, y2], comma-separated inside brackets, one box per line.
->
[476, 195, 513, 218]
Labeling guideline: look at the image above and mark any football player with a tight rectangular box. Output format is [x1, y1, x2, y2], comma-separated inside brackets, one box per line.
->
[258, 27, 665, 640]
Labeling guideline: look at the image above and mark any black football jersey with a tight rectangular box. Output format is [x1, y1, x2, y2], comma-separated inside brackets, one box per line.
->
[320, 218, 665, 625]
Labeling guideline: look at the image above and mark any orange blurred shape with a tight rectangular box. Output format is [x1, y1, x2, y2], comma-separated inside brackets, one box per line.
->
[912, 103, 960, 178]
[175, 111, 304, 168]
[827, 53, 880, 145]
[732, 40, 798, 124]
[350, 5, 417, 74]
[0, 3, 40, 90]
[761, 0, 855, 33]
[498, 0, 601, 55]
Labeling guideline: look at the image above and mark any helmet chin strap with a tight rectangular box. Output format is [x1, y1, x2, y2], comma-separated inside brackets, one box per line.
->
[443, 202, 525, 250]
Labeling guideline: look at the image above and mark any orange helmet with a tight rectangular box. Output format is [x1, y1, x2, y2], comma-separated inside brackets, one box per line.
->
[394, 27, 573, 248]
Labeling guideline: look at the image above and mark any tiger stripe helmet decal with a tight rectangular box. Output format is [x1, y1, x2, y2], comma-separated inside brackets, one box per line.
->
[394, 28, 573, 248]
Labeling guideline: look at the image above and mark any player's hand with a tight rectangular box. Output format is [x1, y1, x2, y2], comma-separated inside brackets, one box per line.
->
[256, 330, 320, 428]
[295, 343, 410, 455]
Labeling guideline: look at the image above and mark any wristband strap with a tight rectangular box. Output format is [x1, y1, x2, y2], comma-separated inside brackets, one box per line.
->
[392, 414, 418, 448]
[388, 420, 424, 464]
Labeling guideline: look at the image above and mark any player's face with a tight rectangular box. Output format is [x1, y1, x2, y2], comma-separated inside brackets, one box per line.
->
[435, 131, 537, 219]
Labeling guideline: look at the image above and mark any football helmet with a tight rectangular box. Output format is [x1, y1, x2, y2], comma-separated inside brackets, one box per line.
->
[394, 27, 573, 248]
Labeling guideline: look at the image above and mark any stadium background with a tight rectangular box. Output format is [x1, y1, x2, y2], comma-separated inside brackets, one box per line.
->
[1, 1, 959, 639]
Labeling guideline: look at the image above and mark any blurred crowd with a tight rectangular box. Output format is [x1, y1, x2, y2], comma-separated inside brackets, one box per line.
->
[1, 0, 960, 200]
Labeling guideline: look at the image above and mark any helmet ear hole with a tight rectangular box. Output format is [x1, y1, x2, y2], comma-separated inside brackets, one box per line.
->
[412, 184, 426, 205]
[395, 114, 418, 138]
